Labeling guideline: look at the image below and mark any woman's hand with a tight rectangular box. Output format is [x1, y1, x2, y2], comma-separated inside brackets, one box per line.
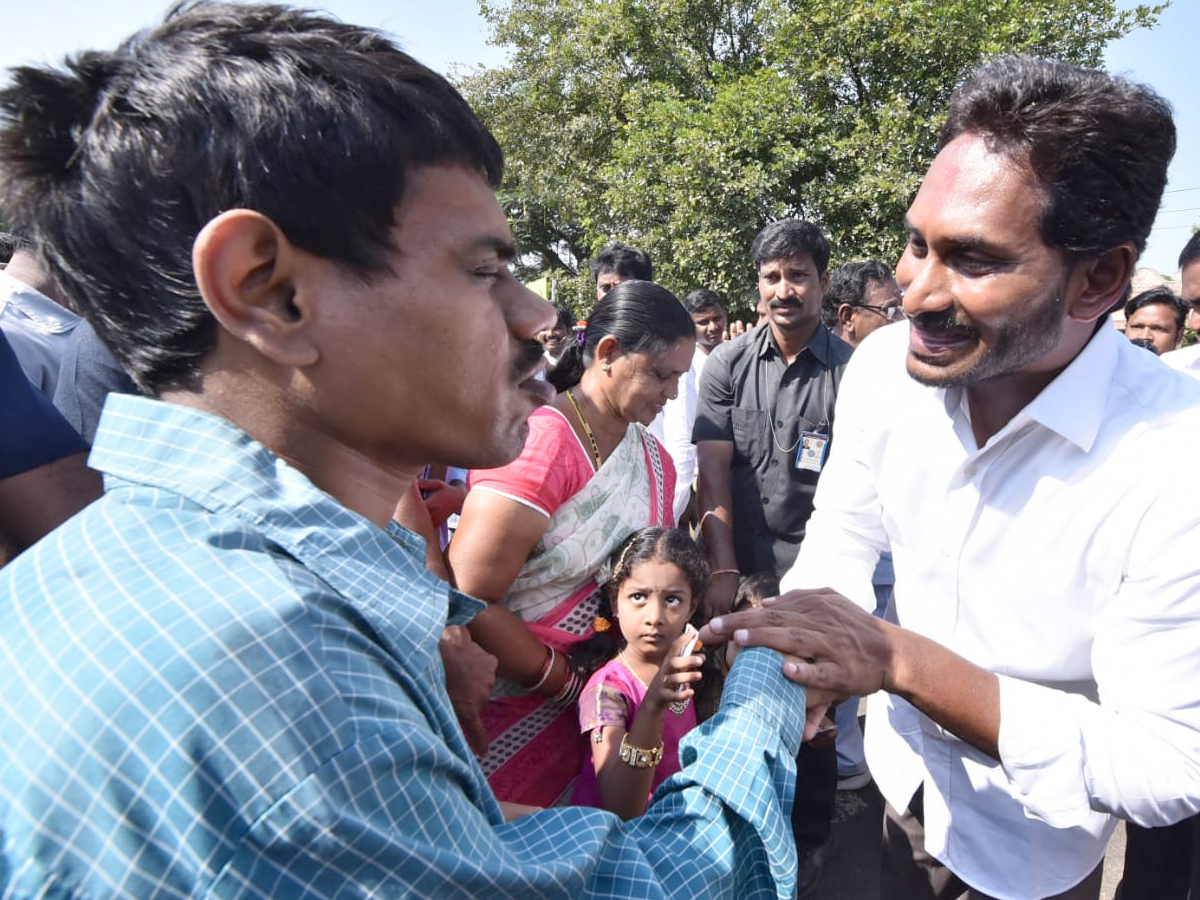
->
[416, 477, 467, 527]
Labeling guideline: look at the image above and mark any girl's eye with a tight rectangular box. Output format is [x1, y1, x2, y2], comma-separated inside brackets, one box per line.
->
[628, 591, 646, 602]
[666, 594, 685, 606]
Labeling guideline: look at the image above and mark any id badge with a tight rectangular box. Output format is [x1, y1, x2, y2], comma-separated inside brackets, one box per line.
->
[796, 431, 829, 473]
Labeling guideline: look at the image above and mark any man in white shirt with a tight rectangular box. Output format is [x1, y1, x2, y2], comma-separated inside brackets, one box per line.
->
[701, 56, 1200, 900]
[1162, 231, 1200, 379]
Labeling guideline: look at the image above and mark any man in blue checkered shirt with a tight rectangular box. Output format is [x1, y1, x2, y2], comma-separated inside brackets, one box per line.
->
[0, 4, 814, 898]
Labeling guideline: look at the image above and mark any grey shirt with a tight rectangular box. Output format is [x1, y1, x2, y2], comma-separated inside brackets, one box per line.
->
[693, 323, 852, 575]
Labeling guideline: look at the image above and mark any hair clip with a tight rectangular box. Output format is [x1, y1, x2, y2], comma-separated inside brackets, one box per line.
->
[592, 615, 612, 633]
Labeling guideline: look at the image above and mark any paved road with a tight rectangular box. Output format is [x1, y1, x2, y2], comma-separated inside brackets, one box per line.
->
[810, 704, 1126, 899]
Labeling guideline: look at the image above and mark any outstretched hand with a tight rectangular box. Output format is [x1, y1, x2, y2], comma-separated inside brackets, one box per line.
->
[698, 587, 895, 740]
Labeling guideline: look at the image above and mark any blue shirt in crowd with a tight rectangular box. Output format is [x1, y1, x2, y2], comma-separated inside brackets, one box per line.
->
[0, 393, 807, 900]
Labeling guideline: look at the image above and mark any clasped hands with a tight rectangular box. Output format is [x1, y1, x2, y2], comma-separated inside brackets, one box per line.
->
[698, 587, 896, 742]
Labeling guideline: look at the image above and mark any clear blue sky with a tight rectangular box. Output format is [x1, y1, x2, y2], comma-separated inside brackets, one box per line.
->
[0, 0, 1192, 274]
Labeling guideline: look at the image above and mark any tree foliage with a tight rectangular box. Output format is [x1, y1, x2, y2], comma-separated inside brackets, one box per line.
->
[459, 0, 1165, 316]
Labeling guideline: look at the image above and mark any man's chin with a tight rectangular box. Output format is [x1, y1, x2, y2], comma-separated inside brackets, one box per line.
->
[463, 418, 532, 471]
[906, 350, 977, 388]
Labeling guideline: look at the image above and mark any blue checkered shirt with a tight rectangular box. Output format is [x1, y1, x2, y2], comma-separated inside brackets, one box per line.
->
[1, 394, 807, 899]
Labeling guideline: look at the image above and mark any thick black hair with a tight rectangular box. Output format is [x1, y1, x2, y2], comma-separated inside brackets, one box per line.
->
[588, 241, 653, 282]
[683, 288, 727, 316]
[1125, 286, 1185, 331]
[548, 279, 694, 392]
[750, 220, 831, 275]
[1179, 232, 1200, 271]
[941, 56, 1174, 258]
[0, 1, 503, 394]
[822, 260, 894, 328]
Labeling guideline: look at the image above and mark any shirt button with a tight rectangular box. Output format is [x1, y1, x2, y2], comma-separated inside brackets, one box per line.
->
[770, 458, 779, 467]
[776, 420, 784, 428]
[762, 497, 770, 505]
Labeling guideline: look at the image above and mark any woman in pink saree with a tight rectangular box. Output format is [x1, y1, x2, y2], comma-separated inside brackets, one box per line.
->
[449, 281, 696, 807]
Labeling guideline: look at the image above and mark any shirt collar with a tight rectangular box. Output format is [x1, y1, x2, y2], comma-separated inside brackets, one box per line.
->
[1015, 324, 1119, 452]
[90, 394, 471, 668]
[0, 270, 79, 334]
[946, 323, 1118, 453]
[756, 321, 836, 367]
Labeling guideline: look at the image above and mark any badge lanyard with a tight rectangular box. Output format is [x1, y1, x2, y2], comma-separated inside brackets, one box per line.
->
[766, 366, 831, 472]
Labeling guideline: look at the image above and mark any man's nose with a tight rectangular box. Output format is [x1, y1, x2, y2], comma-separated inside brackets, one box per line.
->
[508, 282, 556, 343]
[896, 247, 950, 317]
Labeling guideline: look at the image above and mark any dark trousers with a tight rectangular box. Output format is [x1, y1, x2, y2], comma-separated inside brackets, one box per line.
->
[1116, 813, 1200, 900]
[882, 789, 1103, 900]
[792, 737, 837, 852]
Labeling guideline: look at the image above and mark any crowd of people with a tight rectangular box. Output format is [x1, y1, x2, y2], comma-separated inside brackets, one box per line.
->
[1, 3, 1199, 899]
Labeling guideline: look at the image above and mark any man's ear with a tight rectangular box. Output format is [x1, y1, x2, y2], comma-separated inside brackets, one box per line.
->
[838, 303, 856, 339]
[1066, 243, 1137, 324]
[192, 209, 319, 367]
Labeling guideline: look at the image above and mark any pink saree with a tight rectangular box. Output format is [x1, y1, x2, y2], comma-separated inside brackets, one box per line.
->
[473, 411, 674, 807]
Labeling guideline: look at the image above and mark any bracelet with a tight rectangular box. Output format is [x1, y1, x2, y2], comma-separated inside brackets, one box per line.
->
[525, 647, 556, 693]
[710, 568, 740, 577]
[551, 666, 584, 705]
[618, 733, 663, 768]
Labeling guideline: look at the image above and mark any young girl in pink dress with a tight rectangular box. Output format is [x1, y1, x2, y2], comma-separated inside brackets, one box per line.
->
[571, 527, 708, 819]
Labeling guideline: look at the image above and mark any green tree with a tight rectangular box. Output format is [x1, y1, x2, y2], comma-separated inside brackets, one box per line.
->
[460, 0, 1165, 316]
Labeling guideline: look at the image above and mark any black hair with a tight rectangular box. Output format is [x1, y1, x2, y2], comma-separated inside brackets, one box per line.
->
[941, 56, 1174, 258]
[552, 302, 575, 332]
[548, 279, 693, 392]
[0, 1, 503, 394]
[734, 571, 780, 613]
[588, 241, 653, 282]
[683, 288, 727, 316]
[750, 219, 831, 275]
[606, 527, 709, 604]
[1179, 232, 1200, 271]
[1124, 286, 1185, 331]
[822, 260, 894, 328]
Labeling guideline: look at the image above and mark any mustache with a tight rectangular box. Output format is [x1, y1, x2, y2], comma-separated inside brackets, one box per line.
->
[770, 297, 803, 308]
[512, 340, 546, 379]
[908, 309, 977, 339]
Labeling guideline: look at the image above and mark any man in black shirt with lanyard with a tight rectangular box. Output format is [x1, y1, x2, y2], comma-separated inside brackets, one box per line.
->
[693, 218, 852, 897]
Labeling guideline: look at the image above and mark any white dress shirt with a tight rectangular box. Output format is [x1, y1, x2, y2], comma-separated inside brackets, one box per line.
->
[0, 269, 79, 395]
[782, 321, 1200, 899]
[649, 344, 702, 522]
[1161, 342, 1200, 380]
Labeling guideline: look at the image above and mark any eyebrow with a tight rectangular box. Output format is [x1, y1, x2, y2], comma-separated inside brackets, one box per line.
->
[903, 217, 1004, 253]
[467, 235, 516, 261]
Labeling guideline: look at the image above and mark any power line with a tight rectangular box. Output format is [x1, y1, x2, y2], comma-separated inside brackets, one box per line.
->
[1164, 186, 1200, 194]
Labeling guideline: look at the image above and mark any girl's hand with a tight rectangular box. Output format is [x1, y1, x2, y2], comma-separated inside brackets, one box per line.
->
[645, 631, 705, 711]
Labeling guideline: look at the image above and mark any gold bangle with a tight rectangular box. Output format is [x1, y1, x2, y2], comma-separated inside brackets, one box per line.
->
[618, 733, 663, 769]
